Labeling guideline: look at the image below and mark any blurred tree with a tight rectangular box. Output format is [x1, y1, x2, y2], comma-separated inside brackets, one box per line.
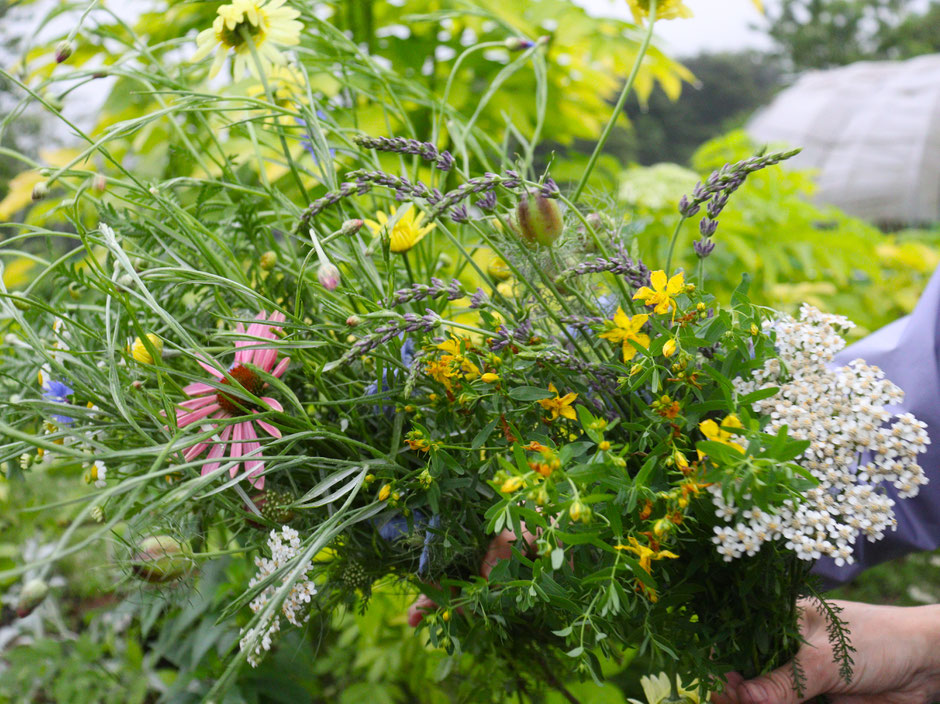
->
[760, 0, 940, 70]
[618, 52, 783, 166]
[876, 1, 940, 57]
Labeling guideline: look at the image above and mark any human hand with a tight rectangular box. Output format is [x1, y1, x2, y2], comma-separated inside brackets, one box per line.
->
[407, 527, 534, 627]
[711, 599, 940, 704]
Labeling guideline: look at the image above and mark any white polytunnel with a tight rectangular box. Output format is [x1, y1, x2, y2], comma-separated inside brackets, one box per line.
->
[747, 53, 940, 226]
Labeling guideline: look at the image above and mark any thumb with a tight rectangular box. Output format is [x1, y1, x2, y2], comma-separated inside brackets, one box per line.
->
[737, 663, 820, 704]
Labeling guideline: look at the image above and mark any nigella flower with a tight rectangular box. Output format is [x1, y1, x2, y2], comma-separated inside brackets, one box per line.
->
[175, 311, 289, 490]
[42, 379, 74, 425]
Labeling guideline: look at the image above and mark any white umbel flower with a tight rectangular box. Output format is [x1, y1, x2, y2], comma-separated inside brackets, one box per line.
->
[723, 304, 929, 565]
[239, 526, 317, 667]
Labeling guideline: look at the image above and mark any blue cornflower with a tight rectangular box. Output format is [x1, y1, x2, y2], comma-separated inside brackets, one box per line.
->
[42, 379, 74, 425]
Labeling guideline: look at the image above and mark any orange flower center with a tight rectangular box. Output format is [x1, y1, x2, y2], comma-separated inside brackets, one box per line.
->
[216, 363, 264, 414]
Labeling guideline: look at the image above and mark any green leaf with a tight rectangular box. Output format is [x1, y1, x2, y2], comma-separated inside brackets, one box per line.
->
[508, 386, 554, 401]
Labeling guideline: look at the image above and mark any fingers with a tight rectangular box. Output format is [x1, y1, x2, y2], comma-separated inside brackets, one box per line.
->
[711, 672, 745, 703]
[735, 663, 822, 704]
[407, 593, 436, 627]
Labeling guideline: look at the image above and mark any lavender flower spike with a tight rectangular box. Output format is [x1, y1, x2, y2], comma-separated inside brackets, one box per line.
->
[354, 135, 455, 172]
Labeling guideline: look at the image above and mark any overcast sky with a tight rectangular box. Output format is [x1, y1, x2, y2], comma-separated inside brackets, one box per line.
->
[577, 0, 772, 56]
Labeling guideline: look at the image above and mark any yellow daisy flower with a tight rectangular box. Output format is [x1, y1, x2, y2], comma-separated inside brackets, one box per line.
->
[625, 0, 693, 24]
[191, 0, 302, 79]
[599, 307, 650, 362]
[538, 383, 578, 421]
[633, 270, 684, 316]
[365, 205, 436, 254]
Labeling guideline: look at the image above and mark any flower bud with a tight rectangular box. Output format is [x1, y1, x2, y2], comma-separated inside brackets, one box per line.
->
[515, 194, 563, 247]
[663, 338, 677, 358]
[92, 173, 107, 193]
[55, 40, 73, 63]
[317, 262, 340, 291]
[569, 500, 591, 523]
[345, 315, 360, 327]
[504, 37, 535, 51]
[500, 476, 524, 493]
[16, 578, 49, 618]
[378, 484, 391, 501]
[130, 535, 191, 583]
[32, 181, 48, 201]
[481, 372, 500, 383]
[247, 490, 295, 528]
[130, 333, 163, 364]
[259, 250, 277, 271]
[340, 218, 364, 236]
[486, 256, 512, 281]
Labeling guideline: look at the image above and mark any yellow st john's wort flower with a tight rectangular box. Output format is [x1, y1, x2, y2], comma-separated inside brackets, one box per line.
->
[633, 270, 685, 316]
[538, 383, 578, 421]
[191, 0, 302, 79]
[599, 307, 650, 362]
[365, 205, 436, 254]
[699, 414, 745, 454]
[614, 537, 678, 575]
[624, 0, 693, 24]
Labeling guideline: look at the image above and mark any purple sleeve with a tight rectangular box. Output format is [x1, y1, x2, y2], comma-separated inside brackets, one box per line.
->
[813, 265, 940, 585]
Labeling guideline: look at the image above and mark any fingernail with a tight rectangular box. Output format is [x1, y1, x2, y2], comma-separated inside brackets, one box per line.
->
[740, 682, 768, 704]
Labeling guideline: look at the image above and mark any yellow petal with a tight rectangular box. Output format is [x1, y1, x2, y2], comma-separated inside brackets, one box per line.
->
[699, 419, 719, 440]
[666, 271, 685, 295]
[633, 286, 654, 302]
[612, 306, 630, 329]
[650, 270, 667, 292]
[628, 313, 649, 333]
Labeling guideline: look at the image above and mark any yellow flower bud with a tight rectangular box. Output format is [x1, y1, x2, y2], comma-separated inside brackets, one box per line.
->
[696, 302, 706, 311]
[599, 441, 611, 451]
[481, 372, 500, 383]
[364, 473, 376, 484]
[130, 333, 163, 365]
[630, 363, 643, 377]
[501, 476, 524, 493]
[378, 484, 391, 501]
[259, 250, 277, 270]
[441, 609, 451, 622]
[487, 257, 512, 281]
[750, 323, 760, 336]
[663, 338, 678, 358]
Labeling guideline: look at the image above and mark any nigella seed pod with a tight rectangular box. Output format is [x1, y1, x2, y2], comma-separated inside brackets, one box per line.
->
[130, 535, 191, 583]
[317, 262, 341, 291]
[259, 250, 277, 271]
[515, 194, 563, 247]
[15, 578, 49, 618]
[55, 40, 73, 64]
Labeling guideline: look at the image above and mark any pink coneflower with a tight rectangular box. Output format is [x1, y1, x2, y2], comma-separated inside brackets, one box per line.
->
[176, 311, 289, 489]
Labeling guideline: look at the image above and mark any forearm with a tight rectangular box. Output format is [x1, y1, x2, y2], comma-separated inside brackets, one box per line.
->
[916, 604, 940, 699]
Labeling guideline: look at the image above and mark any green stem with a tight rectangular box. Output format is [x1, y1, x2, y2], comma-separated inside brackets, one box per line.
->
[242, 27, 310, 205]
[572, 0, 658, 203]
[664, 214, 688, 276]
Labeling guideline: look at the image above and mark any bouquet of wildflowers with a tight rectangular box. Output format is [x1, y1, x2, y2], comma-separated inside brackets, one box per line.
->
[0, 0, 927, 701]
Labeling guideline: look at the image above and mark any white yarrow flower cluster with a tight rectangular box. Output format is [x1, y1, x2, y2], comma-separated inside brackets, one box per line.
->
[239, 526, 317, 667]
[715, 305, 929, 566]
